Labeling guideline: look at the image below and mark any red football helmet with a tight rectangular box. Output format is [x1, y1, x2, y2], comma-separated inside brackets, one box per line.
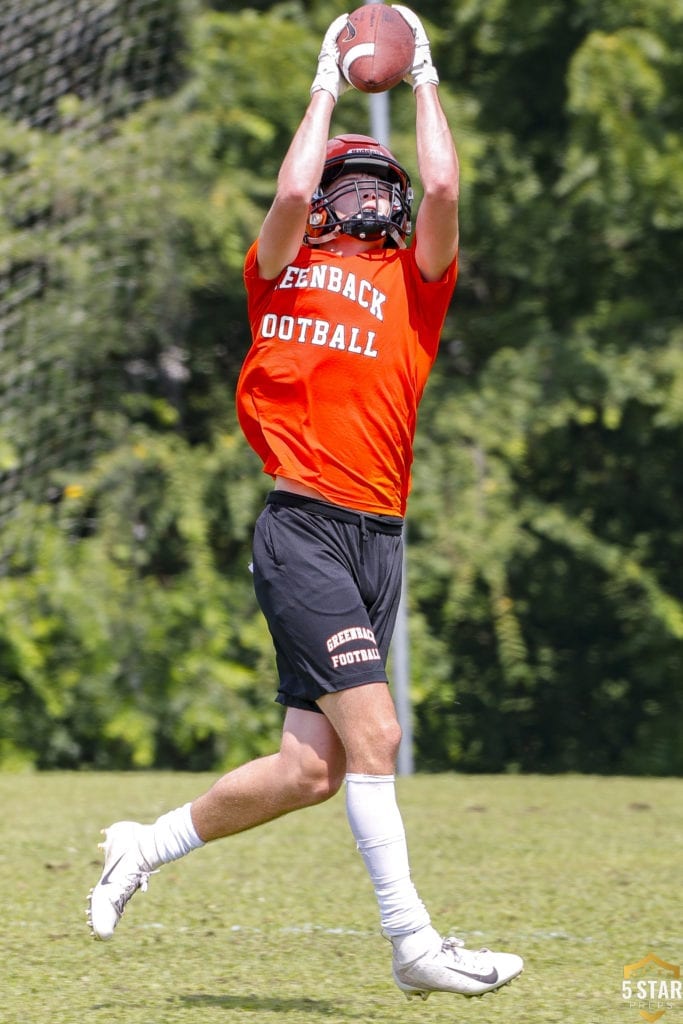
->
[305, 134, 413, 249]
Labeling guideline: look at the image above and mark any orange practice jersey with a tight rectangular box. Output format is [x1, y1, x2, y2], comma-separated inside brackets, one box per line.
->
[237, 240, 457, 516]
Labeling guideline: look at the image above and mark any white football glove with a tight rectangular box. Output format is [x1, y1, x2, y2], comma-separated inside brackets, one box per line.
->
[310, 14, 352, 102]
[391, 5, 439, 91]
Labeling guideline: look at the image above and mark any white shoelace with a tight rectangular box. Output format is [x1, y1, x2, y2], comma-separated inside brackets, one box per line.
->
[442, 936, 492, 963]
[111, 870, 153, 914]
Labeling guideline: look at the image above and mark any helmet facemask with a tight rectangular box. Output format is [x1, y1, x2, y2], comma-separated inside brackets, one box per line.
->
[307, 174, 412, 248]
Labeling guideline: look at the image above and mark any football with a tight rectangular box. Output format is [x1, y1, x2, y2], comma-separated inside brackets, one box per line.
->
[336, 5, 415, 94]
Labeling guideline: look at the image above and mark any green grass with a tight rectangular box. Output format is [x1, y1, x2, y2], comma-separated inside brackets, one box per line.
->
[2, 772, 682, 1023]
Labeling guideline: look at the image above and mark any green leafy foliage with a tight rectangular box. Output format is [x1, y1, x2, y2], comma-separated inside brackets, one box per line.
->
[0, 430, 278, 769]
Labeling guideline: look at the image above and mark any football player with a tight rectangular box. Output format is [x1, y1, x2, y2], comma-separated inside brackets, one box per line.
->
[88, 6, 523, 1001]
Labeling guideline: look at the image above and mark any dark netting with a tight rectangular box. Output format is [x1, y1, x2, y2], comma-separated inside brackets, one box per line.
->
[0, 0, 189, 528]
[0, 0, 185, 129]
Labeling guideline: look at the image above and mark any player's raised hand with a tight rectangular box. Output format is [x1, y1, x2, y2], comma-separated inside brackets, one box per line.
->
[391, 5, 439, 90]
[310, 14, 352, 102]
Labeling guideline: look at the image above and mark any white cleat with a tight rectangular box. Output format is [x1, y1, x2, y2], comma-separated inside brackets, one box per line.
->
[393, 935, 523, 999]
[87, 821, 157, 941]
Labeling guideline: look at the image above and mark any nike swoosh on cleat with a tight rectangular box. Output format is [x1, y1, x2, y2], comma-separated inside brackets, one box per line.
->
[99, 852, 126, 886]
[446, 967, 499, 985]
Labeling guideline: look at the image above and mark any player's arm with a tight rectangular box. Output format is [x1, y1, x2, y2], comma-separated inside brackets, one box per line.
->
[413, 84, 459, 282]
[257, 92, 334, 280]
[392, 6, 459, 283]
[256, 15, 349, 281]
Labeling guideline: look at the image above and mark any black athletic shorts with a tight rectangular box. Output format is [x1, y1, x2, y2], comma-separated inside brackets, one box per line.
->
[252, 491, 404, 713]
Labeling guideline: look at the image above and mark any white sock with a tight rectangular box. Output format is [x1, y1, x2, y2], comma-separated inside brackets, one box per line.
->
[345, 772, 435, 948]
[136, 802, 205, 869]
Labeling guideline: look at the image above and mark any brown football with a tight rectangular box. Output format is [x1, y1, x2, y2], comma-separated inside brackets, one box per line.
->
[336, 5, 415, 94]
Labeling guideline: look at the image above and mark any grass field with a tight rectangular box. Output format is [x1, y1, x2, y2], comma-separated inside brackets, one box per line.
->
[2, 772, 682, 1024]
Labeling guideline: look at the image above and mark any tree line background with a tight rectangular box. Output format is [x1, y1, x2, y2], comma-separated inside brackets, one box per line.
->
[0, 0, 681, 774]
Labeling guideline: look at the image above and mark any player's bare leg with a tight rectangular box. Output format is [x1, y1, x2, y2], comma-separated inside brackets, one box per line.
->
[88, 708, 345, 939]
[317, 681, 400, 775]
[190, 708, 346, 839]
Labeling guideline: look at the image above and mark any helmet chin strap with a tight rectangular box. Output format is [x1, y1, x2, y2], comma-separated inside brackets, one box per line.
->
[306, 219, 406, 249]
[305, 225, 342, 246]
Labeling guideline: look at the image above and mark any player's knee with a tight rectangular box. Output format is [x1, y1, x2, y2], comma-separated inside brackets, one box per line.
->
[285, 740, 345, 805]
[296, 758, 344, 805]
[370, 715, 402, 766]
[346, 715, 402, 774]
